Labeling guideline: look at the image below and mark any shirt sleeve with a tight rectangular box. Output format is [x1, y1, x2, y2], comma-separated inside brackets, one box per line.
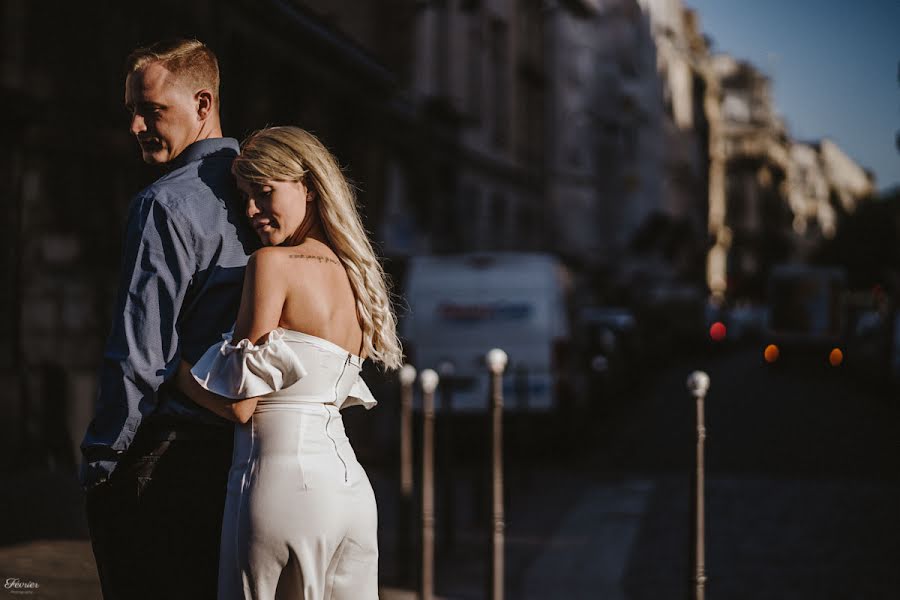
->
[81, 192, 195, 458]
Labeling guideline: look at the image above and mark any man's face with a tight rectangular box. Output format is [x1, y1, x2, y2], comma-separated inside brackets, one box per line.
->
[125, 62, 201, 165]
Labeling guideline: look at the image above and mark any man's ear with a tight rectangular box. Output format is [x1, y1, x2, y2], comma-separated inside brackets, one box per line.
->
[196, 89, 214, 120]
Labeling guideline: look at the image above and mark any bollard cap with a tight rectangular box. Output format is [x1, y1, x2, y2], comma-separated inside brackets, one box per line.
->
[686, 371, 710, 398]
[420, 369, 439, 393]
[486, 348, 508, 374]
[399, 364, 417, 385]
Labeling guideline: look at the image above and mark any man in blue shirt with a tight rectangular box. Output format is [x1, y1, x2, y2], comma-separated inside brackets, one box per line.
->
[81, 39, 256, 599]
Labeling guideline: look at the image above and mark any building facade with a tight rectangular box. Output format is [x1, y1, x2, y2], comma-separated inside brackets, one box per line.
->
[403, 0, 547, 255]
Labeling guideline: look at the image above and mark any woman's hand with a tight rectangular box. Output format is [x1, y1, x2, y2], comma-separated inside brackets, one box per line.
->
[175, 359, 259, 424]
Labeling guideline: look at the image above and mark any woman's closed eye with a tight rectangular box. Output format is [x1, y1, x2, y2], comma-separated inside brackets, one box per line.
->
[251, 185, 272, 200]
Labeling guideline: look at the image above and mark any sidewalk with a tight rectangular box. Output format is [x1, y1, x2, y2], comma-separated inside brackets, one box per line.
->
[0, 537, 428, 600]
[0, 467, 658, 599]
[371, 463, 661, 600]
[0, 540, 99, 599]
[0, 469, 439, 599]
[0, 467, 99, 599]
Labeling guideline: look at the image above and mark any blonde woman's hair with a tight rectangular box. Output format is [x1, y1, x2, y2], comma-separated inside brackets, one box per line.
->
[233, 126, 403, 370]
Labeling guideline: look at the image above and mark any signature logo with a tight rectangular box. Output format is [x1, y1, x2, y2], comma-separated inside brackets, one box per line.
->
[4, 578, 40, 594]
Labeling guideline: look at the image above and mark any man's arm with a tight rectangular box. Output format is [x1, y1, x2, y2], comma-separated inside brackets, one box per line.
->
[81, 193, 195, 474]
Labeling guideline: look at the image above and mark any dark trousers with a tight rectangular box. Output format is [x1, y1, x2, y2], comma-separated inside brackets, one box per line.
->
[85, 426, 233, 600]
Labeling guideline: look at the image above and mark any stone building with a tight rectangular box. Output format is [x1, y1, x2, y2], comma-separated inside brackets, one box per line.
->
[787, 138, 875, 258]
[640, 0, 711, 230]
[401, 0, 547, 255]
[545, 0, 714, 303]
[705, 54, 794, 301]
[546, 0, 663, 269]
[705, 54, 874, 301]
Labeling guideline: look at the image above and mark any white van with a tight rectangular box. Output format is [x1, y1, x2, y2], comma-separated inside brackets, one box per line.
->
[400, 253, 571, 413]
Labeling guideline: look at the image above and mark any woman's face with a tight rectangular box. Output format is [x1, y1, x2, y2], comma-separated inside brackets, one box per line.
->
[238, 177, 311, 246]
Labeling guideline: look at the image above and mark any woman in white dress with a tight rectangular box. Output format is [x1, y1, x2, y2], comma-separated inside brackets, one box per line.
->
[173, 126, 403, 600]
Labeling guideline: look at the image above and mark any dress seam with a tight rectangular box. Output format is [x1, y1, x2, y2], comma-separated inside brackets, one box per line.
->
[329, 356, 351, 484]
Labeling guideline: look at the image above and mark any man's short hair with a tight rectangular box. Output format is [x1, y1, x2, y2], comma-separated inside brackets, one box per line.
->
[126, 38, 220, 104]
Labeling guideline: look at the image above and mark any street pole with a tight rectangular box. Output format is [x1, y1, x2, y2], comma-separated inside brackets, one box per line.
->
[419, 369, 439, 600]
[486, 348, 508, 600]
[398, 363, 416, 586]
[687, 371, 710, 600]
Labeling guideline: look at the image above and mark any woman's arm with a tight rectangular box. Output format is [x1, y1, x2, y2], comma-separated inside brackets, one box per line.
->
[175, 248, 290, 423]
[175, 360, 254, 423]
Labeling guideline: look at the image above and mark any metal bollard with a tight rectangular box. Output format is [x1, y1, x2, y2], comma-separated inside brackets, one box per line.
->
[397, 364, 417, 586]
[486, 348, 508, 600]
[438, 360, 456, 551]
[687, 371, 710, 600]
[419, 369, 439, 600]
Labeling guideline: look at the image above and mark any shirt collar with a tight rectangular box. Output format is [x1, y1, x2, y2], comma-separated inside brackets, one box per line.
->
[168, 137, 240, 171]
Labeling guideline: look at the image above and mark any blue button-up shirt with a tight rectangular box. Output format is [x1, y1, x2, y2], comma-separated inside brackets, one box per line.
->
[80, 137, 258, 488]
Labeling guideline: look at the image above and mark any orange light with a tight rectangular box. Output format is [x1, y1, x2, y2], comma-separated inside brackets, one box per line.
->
[829, 348, 843, 367]
[710, 321, 727, 342]
[764, 344, 780, 363]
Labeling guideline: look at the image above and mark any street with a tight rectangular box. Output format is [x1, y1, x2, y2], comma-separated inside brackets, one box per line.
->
[374, 342, 900, 598]
[2, 343, 899, 599]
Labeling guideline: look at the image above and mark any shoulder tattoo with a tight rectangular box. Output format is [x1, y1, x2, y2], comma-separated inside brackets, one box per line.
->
[288, 254, 340, 265]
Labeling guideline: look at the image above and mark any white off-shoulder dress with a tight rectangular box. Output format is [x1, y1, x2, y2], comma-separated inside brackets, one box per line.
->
[191, 328, 379, 600]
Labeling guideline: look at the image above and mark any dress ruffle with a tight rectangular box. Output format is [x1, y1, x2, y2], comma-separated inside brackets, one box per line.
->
[191, 328, 307, 399]
[344, 377, 377, 410]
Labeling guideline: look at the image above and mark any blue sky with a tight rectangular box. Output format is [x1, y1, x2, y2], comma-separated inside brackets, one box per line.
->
[685, 0, 900, 192]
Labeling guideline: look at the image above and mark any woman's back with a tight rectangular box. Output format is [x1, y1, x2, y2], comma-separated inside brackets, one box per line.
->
[242, 239, 365, 359]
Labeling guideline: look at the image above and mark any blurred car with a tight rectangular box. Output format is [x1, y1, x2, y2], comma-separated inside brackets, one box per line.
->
[763, 264, 847, 365]
[724, 303, 768, 342]
[572, 306, 640, 411]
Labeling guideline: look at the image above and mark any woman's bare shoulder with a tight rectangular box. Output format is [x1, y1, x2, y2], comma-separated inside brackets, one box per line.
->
[246, 246, 292, 281]
[250, 245, 294, 263]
